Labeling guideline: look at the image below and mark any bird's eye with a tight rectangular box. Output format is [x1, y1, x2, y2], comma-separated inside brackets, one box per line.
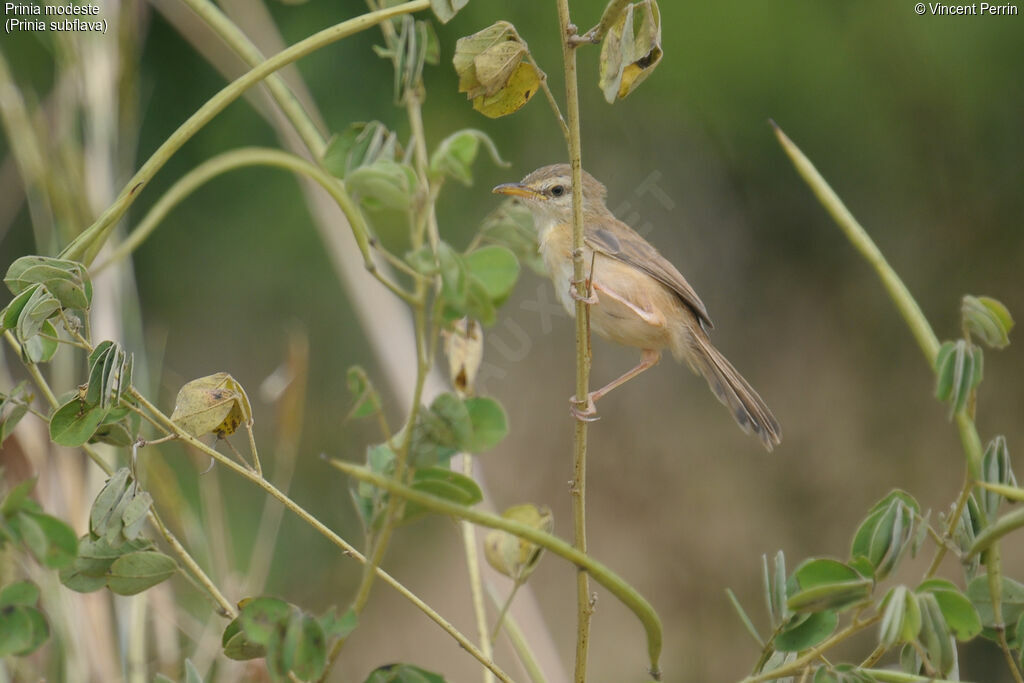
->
[549, 185, 565, 197]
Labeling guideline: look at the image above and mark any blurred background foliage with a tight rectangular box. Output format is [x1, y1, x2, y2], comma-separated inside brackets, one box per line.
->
[1, 1, 1022, 680]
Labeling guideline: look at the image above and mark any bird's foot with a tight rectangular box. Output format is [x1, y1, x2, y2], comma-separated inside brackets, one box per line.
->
[569, 394, 600, 422]
[569, 280, 598, 305]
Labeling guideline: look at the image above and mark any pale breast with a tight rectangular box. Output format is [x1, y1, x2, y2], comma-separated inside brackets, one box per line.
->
[537, 217, 577, 316]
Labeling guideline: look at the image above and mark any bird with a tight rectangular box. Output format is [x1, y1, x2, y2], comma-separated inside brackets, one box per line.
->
[492, 163, 781, 451]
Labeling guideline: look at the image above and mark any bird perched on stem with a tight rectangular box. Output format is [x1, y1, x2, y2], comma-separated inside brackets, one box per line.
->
[493, 164, 781, 451]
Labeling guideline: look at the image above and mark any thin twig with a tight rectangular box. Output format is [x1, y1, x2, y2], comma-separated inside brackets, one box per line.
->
[553, 2, 599, 681]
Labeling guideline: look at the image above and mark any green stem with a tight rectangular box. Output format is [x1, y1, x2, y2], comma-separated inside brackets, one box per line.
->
[859, 670, 964, 683]
[486, 583, 549, 683]
[740, 615, 881, 683]
[91, 147, 417, 305]
[462, 461, 495, 683]
[178, 0, 326, 156]
[491, 581, 522, 643]
[128, 388, 511, 681]
[329, 459, 663, 677]
[969, 507, 1024, 556]
[554, 2, 596, 680]
[59, 0, 430, 265]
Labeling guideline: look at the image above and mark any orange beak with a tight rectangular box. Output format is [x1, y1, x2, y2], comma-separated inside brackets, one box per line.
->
[492, 182, 543, 200]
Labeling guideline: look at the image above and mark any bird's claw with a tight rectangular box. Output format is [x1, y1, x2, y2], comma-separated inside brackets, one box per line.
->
[569, 394, 600, 422]
[569, 281, 598, 305]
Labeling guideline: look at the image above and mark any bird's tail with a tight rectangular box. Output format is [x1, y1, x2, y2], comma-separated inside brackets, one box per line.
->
[686, 333, 782, 451]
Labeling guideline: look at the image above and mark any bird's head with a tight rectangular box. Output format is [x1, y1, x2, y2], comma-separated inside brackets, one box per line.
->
[492, 163, 608, 223]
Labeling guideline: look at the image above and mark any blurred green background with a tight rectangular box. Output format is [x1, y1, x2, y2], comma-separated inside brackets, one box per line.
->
[1, 0, 1022, 681]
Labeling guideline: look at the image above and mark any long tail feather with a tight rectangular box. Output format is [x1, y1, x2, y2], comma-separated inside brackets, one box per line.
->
[689, 335, 782, 451]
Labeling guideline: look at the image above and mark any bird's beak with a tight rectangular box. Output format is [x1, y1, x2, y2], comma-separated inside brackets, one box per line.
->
[492, 182, 542, 200]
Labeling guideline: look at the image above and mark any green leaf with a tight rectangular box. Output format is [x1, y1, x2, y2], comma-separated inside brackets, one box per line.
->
[238, 597, 292, 646]
[464, 246, 520, 304]
[463, 277, 497, 327]
[86, 341, 133, 409]
[0, 382, 32, 444]
[106, 550, 177, 595]
[476, 200, 544, 275]
[4, 256, 92, 310]
[0, 604, 49, 656]
[879, 586, 921, 647]
[364, 663, 447, 683]
[24, 320, 58, 363]
[962, 295, 1014, 349]
[1, 476, 37, 516]
[183, 659, 203, 683]
[291, 613, 327, 680]
[222, 616, 267, 661]
[967, 574, 1024, 646]
[346, 366, 382, 420]
[979, 435, 1015, 520]
[933, 339, 977, 418]
[402, 467, 483, 524]
[775, 610, 838, 652]
[49, 397, 108, 447]
[437, 242, 468, 309]
[916, 592, 955, 675]
[59, 535, 152, 593]
[927, 587, 981, 641]
[598, 0, 663, 103]
[322, 121, 401, 179]
[428, 129, 508, 186]
[1, 286, 39, 331]
[429, 393, 473, 449]
[320, 607, 358, 640]
[786, 558, 872, 613]
[429, 0, 468, 23]
[22, 512, 77, 568]
[850, 490, 918, 580]
[347, 160, 418, 211]
[90, 419, 136, 447]
[463, 397, 508, 453]
[762, 550, 788, 628]
[15, 285, 61, 343]
[0, 581, 40, 607]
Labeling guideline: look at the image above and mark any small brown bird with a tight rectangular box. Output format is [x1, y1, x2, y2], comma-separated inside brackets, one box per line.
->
[493, 164, 781, 451]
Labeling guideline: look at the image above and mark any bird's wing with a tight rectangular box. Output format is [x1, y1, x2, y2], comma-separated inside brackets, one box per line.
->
[585, 218, 714, 330]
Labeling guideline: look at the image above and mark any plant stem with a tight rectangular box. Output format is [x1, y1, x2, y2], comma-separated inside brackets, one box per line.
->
[60, 0, 430, 265]
[554, 2, 595, 681]
[491, 581, 522, 643]
[178, 0, 327, 156]
[461, 459, 495, 683]
[741, 615, 881, 683]
[487, 583, 550, 683]
[91, 147, 416, 304]
[330, 459, 663, 677]
[127, 388, 511, 681]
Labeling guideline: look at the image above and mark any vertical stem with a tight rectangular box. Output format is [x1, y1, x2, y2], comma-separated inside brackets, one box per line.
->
[461, 458, 495, 683]
[553, 2, 593, 681]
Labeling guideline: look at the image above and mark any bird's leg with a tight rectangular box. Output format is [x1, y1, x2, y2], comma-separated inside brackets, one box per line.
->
[570, 349, 661, 421]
